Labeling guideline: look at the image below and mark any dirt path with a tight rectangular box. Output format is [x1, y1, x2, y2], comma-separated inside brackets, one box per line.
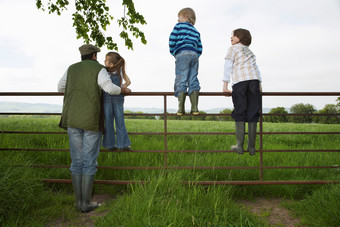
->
[51, 195, 302, 226]
[50, 194, 115, 227]
[238, 197, 302, 227]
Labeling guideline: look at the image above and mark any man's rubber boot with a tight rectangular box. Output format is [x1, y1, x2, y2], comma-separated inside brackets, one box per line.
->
[71, 174, 82, 210]
[248, 123, 257, 155]
[177, 92, 186, 116]
[189, 90, 199, 115]
[81, 175, 100, 213]
[231, 122, 245, 154]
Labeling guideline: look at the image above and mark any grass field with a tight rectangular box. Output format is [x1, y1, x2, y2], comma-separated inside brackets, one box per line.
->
[0, 117, 339, 226]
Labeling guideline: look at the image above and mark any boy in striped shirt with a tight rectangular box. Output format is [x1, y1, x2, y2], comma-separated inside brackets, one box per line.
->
[169, 8, 203, 115]
[223, 28, 262, 155]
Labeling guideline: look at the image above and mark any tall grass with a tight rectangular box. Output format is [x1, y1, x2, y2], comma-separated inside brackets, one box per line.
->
[0, 152, 76, 226]
[0, 154, 42, 222]
[95, 173, 266, 226]
[0, 117, 339, 225]
[284, 184, 340, 227]
[1, 118, 339, 187]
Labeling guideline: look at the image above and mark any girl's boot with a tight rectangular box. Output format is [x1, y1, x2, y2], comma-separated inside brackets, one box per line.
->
[231, 122, 245, 154]
[177, 92, 186, 116]
[247, 123, 257, 155]
[189, 90, 199, 115]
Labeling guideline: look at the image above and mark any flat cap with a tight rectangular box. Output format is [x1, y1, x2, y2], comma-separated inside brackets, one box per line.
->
[79, 44, 101, 55]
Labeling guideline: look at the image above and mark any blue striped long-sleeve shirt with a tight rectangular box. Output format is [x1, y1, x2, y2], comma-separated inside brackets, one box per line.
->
[169, 22, 203, 57]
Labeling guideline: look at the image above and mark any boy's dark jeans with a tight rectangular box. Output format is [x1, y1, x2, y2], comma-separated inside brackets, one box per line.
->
[231, 80, 261, 123]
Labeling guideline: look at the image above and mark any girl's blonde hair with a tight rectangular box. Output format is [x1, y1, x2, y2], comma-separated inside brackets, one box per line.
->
[178, 8, 196, 25]
[106, 52, 127, 85]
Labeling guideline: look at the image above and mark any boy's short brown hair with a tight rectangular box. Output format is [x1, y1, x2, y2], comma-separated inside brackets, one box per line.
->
[178, 8, 196, 25]
[233, 28, 252, 46]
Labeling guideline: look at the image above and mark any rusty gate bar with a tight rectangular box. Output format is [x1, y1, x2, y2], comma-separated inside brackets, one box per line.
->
[2, 112, 339, 117]
[2, 148, 339, 153]
[15, 164, 339, 170]
[182, 180, 340, 185]
[1, 91, 340, 185]
[2, 131, 340, 135]
[41, 179, 339, 185]
[259, 97, 264, 181]
[164, 94, 168, 174]
[2, 91, 340, 96]
[1, 148, 339, 153]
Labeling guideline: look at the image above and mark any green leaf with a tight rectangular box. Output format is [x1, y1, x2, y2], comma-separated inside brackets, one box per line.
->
[36, 0, 147, 50]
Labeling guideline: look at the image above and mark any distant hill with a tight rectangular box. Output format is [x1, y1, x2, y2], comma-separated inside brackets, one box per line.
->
[0, 101, 62, 113]
[0, 101, 274, 113]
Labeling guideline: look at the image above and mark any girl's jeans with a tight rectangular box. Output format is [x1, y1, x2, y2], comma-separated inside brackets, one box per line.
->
[174, 50, 200, 97]
[103, 95, 131, 149]
[67, 127, 101, 175]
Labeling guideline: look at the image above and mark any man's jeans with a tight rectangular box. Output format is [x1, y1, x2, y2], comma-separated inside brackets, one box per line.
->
[67, 127, 101, 175]
[102, 95, 131, 149]
[174, 50, 200, 97]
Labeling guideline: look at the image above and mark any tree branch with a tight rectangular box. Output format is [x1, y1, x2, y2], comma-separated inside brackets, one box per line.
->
[36, 0, 147, 50]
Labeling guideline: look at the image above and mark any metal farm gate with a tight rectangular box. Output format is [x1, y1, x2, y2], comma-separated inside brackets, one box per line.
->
[1, 91, 339, 185]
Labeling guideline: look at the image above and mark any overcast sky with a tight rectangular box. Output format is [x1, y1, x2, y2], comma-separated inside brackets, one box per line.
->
[1, 0, 340, 111]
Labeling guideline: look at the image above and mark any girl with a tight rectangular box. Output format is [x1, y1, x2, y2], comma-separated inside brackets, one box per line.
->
[102, 52, 131, 150]
[222, 28, 262, 155]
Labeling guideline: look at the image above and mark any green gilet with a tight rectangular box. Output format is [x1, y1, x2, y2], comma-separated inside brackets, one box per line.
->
[61, 60, 105, 132]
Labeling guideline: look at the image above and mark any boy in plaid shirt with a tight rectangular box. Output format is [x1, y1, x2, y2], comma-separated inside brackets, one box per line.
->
[223, 28, 262, 155]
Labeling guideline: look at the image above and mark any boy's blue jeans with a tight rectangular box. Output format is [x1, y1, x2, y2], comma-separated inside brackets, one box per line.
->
[174, 50, 200, 97]
[67, 127, 101, 175]
[102, 95, 131, 149]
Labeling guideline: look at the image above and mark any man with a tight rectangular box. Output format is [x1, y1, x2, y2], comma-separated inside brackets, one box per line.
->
[58, 44, 131, 213]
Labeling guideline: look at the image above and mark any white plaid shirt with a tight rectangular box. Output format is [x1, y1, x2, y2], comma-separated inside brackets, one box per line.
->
[223, 43, 261, 86]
